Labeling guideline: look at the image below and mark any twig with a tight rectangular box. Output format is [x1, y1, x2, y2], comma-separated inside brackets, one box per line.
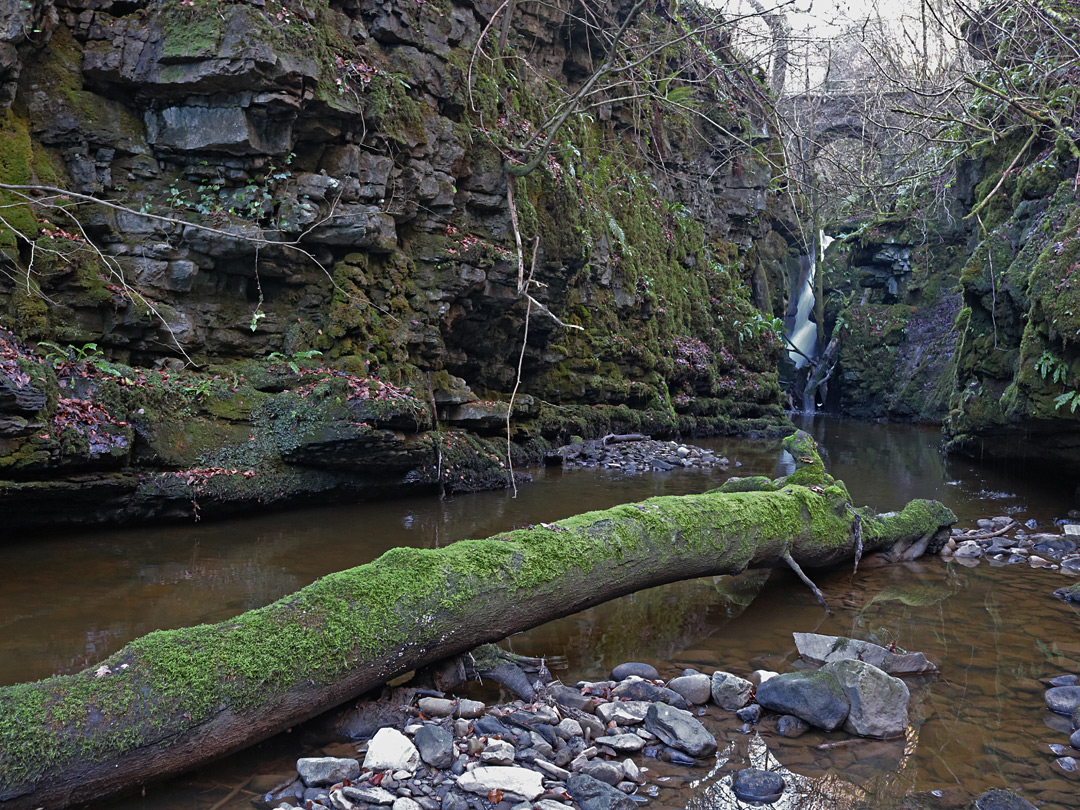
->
[207, 776, 253, 810]
[506, 236, 539, 498]
[782, 551, 830, 612]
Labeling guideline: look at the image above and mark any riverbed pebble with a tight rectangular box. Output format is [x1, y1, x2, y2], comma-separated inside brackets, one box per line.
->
[550, 437, 728, 475]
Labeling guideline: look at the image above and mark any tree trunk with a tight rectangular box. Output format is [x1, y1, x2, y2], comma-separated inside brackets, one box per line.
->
[0, 432, 955, 810]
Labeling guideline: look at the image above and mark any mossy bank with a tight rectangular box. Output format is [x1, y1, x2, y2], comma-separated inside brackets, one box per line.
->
[0, 0, 800, 526]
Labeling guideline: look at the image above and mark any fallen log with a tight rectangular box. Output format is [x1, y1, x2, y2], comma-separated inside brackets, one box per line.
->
[0, 431, 955, 810]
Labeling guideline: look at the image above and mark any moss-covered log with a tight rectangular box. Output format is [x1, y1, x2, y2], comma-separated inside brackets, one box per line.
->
[0, 432, 955, 810]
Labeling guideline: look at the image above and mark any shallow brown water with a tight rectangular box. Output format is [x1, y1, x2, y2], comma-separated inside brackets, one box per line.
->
[3, 416, 1079, 810]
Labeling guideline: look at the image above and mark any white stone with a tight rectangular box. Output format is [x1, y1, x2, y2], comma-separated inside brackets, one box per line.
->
[594, 733, 645, 752]
[342, 785, 397, 805]
[363, 728, 421, 773]
[750, 670, 779, 686]
[480, 739, 516, 766]
[595, 700, 649, 725]
[456, 766, 545, 802]
[393, 798, 423, 810]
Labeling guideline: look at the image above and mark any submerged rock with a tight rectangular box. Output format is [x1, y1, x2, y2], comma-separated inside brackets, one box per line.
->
[973, 789, 1039, 810]
[732, 768, 785, 805]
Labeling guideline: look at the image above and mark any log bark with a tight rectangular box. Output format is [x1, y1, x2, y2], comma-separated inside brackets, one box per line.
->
[0, 431, 955, 810]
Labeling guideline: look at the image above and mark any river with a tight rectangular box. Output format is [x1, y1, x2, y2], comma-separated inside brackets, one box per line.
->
[3, 416, 1078, 809]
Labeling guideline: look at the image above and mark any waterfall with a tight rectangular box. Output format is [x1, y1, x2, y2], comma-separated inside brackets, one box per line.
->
[786, 252, 817, 371]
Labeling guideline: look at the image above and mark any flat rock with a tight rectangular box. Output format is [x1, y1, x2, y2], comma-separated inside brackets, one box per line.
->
[667, 674, 711, 705]
[456, 766, 544, 802]
[643, 702, 717, 758]
[711, 671, 753, 710]
[612, 679, 689, 709]
[596, 700, 649, 726]
[364, 727, 422, 773]
[594, 733, 646, 752]
[756, 671, 849, 732]
[822, 658, 910, 739]
[732, 768, 785, 804]
[567, 772, 637, 810]
[343, 785, 398, 805]
[297, 756, 361, 788]
[794, 632, 938, 675]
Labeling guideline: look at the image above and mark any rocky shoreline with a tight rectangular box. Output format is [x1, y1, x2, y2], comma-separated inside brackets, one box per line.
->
[546, 436, 731, 474]
[255, 637, 943, 810]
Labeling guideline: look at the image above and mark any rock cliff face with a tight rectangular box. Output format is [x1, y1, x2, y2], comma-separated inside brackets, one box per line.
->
[0, 0, 798, 526]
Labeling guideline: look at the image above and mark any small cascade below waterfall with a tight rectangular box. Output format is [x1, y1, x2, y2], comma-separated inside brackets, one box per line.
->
[785, 254, 817, 371]
[783, 232, 831, 413]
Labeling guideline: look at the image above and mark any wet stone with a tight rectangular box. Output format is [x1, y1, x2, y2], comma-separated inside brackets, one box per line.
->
[1050, 674, 1078, 687]
[1046, 685, 1080, 715]
[973, 789, 1039, 810]
[777, 715, 809, 738]
[611, 662, 660, 681]
[736, 704, 762, 724]
[732, 768, 785, 805]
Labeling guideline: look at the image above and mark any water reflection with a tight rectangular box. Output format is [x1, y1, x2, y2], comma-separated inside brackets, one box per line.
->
[4, 417, 1080, 810]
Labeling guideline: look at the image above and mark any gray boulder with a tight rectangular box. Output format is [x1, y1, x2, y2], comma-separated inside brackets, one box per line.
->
[755, 671, 849, 732]
[415, 725, 455, 769]
[822, 658, 910, 739]
[296, 756, 360, 788]
[611, 662, 659, 681]
[668, 673, 712, 705]
[710, 671, 753, 710]
[567, 773, 637, 810]
[643, 702, 717, 758]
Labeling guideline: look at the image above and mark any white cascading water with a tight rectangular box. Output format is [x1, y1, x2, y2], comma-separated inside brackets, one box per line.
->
[786, 253, 817, 371]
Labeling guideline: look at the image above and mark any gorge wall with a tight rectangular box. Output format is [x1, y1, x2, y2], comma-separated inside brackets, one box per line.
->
[0, 0, 800, 526]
